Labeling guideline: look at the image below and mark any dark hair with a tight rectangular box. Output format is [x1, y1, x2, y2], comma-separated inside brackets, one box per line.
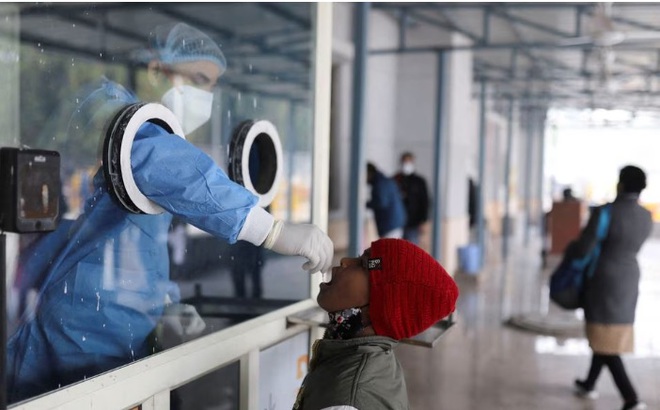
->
[400, 152, 414, 162]
[619, 165, 646, 194]
[366, 162, 378, 183]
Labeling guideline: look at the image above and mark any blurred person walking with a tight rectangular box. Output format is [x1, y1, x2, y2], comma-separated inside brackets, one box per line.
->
[393, 152, 429, 245]
[366, 162, 406, 239]
[571, 165, 652, 410]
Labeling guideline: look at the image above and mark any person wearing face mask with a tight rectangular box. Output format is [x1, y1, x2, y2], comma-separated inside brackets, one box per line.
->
[6, 22, 333, 403]
[393, 152, 430, 245]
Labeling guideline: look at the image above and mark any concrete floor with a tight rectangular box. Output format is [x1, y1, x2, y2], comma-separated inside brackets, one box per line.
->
[396, 237, 660, 410]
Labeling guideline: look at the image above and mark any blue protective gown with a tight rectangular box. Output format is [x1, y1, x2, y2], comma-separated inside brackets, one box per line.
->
[6, 79, 259, 402]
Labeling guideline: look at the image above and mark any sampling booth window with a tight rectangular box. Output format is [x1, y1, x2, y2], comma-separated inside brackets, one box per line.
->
[3, 3, 317, 408]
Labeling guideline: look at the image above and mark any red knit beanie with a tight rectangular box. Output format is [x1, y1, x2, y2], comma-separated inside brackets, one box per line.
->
[368, 239, 459, 340]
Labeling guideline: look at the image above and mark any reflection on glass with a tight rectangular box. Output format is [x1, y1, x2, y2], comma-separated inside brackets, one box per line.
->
[5, 3, 314, 404]
[170, 361, 239, 410]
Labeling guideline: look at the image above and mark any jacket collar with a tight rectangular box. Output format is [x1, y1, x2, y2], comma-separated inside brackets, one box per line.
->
[615, 193, 640, 202]
[310, 336, 398, 371]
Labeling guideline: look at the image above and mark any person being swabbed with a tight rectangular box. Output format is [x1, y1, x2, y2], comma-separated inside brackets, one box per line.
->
[293, 239, 459, 410]
[6, 22, 333, 403]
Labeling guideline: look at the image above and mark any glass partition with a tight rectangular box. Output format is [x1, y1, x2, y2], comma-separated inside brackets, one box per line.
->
[2, 3, 315, 404]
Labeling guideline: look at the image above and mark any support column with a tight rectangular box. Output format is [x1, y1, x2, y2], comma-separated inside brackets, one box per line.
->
[523, 106, 535, 246]
[502, 97, 514, 259]
[348, 2, 370, 257]
[537, 110, 547, 240]
[431, 51, 447, 261]
[287, 101, 296, 221]
[476, 79, 487, 265]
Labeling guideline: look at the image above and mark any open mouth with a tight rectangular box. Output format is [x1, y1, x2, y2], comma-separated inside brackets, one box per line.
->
[321, 271, 334, 285]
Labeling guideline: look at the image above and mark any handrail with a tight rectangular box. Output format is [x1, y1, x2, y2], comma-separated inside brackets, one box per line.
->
[287, 307, 456, 348]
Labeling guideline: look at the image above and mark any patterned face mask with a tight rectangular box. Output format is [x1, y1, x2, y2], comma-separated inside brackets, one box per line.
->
[324, 307, 365, 340]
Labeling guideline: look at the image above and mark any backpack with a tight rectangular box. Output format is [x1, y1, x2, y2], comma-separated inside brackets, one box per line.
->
[549, 204, 612, 310]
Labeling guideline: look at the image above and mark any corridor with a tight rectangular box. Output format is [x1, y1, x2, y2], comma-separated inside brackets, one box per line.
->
[397, 238, 660, 410]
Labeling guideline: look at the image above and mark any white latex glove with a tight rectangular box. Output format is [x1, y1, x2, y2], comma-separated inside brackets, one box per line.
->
[263, 220, 334, 274]
[161, 303, 207, 337]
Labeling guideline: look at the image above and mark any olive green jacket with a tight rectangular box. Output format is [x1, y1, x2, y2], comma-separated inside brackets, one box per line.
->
[293, 336, 408, 410]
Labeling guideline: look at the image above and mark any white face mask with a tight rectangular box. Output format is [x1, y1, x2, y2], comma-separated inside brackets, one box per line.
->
[402, 161, 415, 175]
[161, 83, 214, 135]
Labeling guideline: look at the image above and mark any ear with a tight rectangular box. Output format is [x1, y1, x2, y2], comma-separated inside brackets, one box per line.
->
[147, 60, 163, 87]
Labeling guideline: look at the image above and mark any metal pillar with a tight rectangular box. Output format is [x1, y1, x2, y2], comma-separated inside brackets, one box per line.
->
[1, 234, 6, 410]
[287, 101, 297, 221]
[523, 107, 535, 246]
[398, 10, 407, 49]
[476, 79, 487, 265]
[348, 2, 370, 257]
[537, 111, 547, 240]
[502, 97, 514, 259]
[431, 51, 446, 261]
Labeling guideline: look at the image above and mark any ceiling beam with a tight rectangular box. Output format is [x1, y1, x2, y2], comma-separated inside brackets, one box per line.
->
[408, 10, 481, 43]
[491, 8, 575, 38]
[370, 41, 660, 53]
[256, 3, 311, 31]
[374, 3, 660, 11]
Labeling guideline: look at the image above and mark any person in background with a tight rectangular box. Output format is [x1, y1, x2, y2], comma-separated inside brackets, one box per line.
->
[562, 186, 579, 202]
[572, 165, 652, 410]
[366, 162, 406, 239]
[293, 238, 459, 410]
[6, 22, 333, 403]
[393, 152, 429, 245]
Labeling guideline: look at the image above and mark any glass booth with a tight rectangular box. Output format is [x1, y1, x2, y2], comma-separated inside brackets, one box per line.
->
[0, 3, 330, 409]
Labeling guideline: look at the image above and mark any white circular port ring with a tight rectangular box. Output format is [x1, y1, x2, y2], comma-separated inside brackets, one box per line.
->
[232, 120, 283, 208]
[115, 103, 185, 214]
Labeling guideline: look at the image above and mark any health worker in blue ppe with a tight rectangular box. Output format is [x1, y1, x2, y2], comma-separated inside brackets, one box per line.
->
[6, 22, 334, 404]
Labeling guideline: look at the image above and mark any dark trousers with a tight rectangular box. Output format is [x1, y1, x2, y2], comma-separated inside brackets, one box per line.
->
[585, 353, 638, 403]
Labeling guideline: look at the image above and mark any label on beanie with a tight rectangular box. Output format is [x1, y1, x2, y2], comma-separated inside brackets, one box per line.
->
[367, 258, 382, 270]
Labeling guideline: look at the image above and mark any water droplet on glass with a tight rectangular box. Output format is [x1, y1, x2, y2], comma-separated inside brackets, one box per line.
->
[75, 98, 79, 104]
[80, 297, 84, 302]
[253, 98, 257, 109]
[96, 292, 101, 311]
[103, 323, 106, 328]
[237, 92, 242, 101]
[72, 23, 76, 28]
[249, 64, 253, 72]
[64, 281, 68, 294]
[99, 52, 103, 58]
[230, 256, 234, 261]
[82, 335, 86, 341]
